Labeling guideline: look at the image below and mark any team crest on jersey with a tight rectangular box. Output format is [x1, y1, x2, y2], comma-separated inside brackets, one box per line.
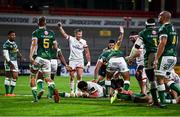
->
[152, 30, 157, 35]
[44, 31, 48, 35]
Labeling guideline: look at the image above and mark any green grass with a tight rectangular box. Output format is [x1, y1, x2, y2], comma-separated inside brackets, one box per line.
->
[0, 75, 180, 116]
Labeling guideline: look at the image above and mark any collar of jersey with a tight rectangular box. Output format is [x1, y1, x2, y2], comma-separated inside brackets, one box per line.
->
[8, 40, 15, 44]
[39, 26, 46, 29]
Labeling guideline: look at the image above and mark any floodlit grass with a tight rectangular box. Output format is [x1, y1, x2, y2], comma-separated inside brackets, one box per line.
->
[0, 75, 180, 116]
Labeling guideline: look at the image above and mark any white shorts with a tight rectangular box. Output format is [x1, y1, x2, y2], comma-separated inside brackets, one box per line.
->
[106, 57, 129, 73]
[69, 59, 84, 70]
[4, 60, 19, 72]
[155, 56, 177, 77]
[51, 59, 58, 74]
[35, 57, 51, 73]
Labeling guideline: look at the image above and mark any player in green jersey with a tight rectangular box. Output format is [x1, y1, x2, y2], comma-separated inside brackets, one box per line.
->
[29, 16, 60, 103]
[126, 18, 166, 107]
[36, 43, 71, 100]
[3, 30, 22, 96]
[93, 26, 126, 96]
[154, 11, 180, 106]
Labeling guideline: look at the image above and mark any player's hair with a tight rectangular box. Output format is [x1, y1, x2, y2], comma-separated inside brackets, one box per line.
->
[38, 16, 46, 26]
[109, 39, 115, 43]
[129, 31, 138, 36]
[8, 30, 15, 35]
[74, 29, 82, 34]
[78, 81, 88, 90]
[162, 11, 171, 20]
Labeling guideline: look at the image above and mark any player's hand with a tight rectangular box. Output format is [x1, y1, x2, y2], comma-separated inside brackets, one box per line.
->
[57, 22, 62, 28]
[30, 57, 35, 65]
[91, 79, 97, 83]
[119, 26, 124, 34]
[153, 59, 158, 70]
[65, 65, 72, 71]
[82, 92, 89, 98]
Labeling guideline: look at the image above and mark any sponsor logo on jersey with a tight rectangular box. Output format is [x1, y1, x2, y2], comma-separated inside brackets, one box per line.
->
[152, 30, 157, 35]
[44, 31, 48, 35]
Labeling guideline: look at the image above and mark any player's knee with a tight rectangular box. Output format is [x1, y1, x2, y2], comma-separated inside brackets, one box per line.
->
[135, 70, 142, 81]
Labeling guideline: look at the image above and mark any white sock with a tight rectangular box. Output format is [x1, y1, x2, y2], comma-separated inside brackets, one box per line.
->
[75, 80, 81, 93]
[70, 80, 74, 93]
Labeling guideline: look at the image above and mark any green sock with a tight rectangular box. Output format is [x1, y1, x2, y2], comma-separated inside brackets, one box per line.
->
[170, 83, 180, 95]
[150, 89, 159, 104]
[32, 90, 38, 101]
[37, 81, 44, 92]
[59, 92, 65, 97]
[117, 93, 131, 100]
[10, 79, 16, 94]
[134, 93, 145, 97]
[10, 86, 15, 94]
[97, 80, 105, 86]
[158, 91, 165, 104]
[105, 85, 110, 96]
[123, 84, 130, 91]
[5, 85, 9, 94]
[4, 78, 10, 94]
[48, 84, 55, 98]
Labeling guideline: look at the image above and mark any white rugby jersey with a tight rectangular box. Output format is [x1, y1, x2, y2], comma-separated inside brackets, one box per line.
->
[87, 81, 104, 97]
[68, 36, 88, 61]
[136, 44, 145, 66]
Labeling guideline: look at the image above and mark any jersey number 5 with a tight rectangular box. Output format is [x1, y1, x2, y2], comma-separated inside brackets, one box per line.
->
[44, 38, 49, 48]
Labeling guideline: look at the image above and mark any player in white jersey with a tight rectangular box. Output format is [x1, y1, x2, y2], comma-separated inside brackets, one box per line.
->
[127, 31, 148, 95]
[77, 81, 105, 98]
[57, 22, 91, 94]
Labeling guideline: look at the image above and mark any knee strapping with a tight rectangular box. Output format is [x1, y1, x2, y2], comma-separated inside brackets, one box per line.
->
[157, 84, 166, 91]
[10, 79, 16, 86]
[36, 79, 43, 83]
[124, 80, 130, 85]
[167, 80, 174, 87]
[4, 78, 10, 85]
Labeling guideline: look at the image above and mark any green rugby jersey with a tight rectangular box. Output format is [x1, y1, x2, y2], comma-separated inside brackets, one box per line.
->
[3, 40, 18, 61]
[139, 27, 158, 53]
[98, 50, 112, 63]
[32, 28, 55, 59]
[98, 50, 123, 62]
[158, 23, 178, 56]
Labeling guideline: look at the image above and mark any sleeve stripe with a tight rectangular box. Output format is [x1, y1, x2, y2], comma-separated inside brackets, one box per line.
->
[32, 37, 38, 40]
[159, 34, 168, 39]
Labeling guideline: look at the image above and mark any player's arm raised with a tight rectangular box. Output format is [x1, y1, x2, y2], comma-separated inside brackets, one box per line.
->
[57, 22, 69, 40]
[114, 26, 124, 50]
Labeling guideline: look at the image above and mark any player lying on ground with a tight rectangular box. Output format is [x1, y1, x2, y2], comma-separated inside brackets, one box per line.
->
[110, 76, 180, 104]
[59, 80, 106, 98]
